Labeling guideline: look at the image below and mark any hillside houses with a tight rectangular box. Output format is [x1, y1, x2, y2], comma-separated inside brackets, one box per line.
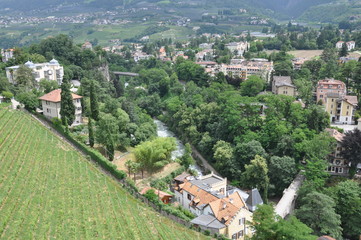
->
[225, 42, 249, 56]
[325, 128, 350, 176]
[317, 79, 358, 125]
[196, 58, 273, 82]
[6, 59, 64, 85]
[173, 172, 263, 240]
[336, 41, 356, 51]
[39, 89, 83, 126]
[272, 76, 297, 97]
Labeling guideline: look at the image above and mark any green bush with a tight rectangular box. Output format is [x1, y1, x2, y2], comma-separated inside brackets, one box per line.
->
[204, 230, 210, 236]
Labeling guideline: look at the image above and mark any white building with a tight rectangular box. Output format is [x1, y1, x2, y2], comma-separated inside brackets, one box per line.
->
[39, 89, 82, 126]
[225, 42, 249, 56]
[6, 59, 64, 85]
[336, 41, 356, 51]
[1, 48, 14, 62]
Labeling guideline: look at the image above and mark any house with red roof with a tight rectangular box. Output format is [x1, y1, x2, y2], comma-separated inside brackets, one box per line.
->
[173, 172, 259, 239]
[39, 89, 83, 125]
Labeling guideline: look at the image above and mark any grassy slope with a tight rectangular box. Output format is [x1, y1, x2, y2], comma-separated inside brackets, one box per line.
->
[0, 106, 206, 240]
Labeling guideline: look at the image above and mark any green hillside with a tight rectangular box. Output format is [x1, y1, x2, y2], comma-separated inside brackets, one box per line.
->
[0, 105, 206, 240]
[299, 0, 361, 23]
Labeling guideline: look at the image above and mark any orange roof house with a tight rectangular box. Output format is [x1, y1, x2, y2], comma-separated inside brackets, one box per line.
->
[174, 172, 256, 239]
[39, 89, 83, 125]
[39, 89, 82, 103]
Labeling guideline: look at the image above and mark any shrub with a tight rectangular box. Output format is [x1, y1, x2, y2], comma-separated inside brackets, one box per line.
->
[204, 230, 210, 236]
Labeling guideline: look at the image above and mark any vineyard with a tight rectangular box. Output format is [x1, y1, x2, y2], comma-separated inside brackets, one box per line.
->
[0, 106, 206, 240]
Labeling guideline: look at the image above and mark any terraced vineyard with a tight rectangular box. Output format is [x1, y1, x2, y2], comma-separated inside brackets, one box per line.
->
[0, 106, 206, 240]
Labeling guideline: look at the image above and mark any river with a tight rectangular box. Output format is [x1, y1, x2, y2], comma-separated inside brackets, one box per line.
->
[154, 119, 203, 176]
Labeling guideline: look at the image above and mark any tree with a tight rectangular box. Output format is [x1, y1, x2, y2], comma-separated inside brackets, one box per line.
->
[15, 65, 36, 91]
[60, 78, 75, 125]
[96, 113, 119, 161]
[234, 140, 267, 171]
[306, 105, 330, 133]
[125, 160, 133, 177]
[339, 42, 348, 57]
[296, 192, 342, 239]
[241, 155, 269, 201]
[294, 78, 313, 104]
[88, 118, 94, 148]
[341, 128, 361, 167]
[1, 91, 13, 102]
[240, 76, 265, 96]
[330, 180, 361, 239]
[250, 204, 315, 240]
[16, 91, 39, 111]
[269, 156, 297, 195]
[89, 80, 100, 120]
[302, 158, 329, 190]
[181, 143, 194, 169]
[212, 140, 236, 177]
[134, 137, 176, 174]
[39, 79, 58, 93]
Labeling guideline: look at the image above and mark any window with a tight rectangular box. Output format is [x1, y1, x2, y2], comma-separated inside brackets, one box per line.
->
[346, 111, 349, 115]
[332, 99, 334, 102]
[330, 111, 333, 114]
[187, 194, 191, 200]
[320, 95, 323, 99]
[239, 217, 245, 225]
[347, 106, 350, 109]
[339, 168, 343, 173]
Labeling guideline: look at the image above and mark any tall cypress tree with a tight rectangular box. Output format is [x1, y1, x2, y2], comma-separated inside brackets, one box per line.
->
[60, 78, 75, 125]
[88, 118, 94, 148]
[90, 81, 99, 120]
[339, 43, 348, 57]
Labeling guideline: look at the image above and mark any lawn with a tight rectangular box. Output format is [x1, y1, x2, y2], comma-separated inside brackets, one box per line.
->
[0, 106, 206, 240]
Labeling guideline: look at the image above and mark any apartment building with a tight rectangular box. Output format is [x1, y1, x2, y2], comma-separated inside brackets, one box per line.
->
[325, 128, 350, 176]
[6, 59, 64, 85]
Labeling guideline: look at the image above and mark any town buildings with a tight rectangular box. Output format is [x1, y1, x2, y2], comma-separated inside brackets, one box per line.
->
[1, 48, 14, 62]
[325, 128, 350, 176]
[225, 42, 249, 56]
[39, 89, 83, 126]
[316, 79, 358, 124]
[82, 41, 93, 50]
[173, 172, 263, 240]
[198, 58, 273, 82]
[336, 41, 356, 51]
[316, 79, 346, 104]
[6, 59, 64, 85]
[272, 76, 297, 97]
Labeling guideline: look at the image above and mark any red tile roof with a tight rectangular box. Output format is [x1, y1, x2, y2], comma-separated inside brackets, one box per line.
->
[39, 89, 82, 103]
[325, 128, 345, 142]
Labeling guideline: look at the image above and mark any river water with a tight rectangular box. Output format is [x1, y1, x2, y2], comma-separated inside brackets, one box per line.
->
[154, 119, 203, 176]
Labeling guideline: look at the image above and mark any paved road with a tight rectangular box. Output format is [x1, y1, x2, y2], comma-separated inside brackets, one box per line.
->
[275, 173, 305, 219]
[190, 145, 221, 176]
